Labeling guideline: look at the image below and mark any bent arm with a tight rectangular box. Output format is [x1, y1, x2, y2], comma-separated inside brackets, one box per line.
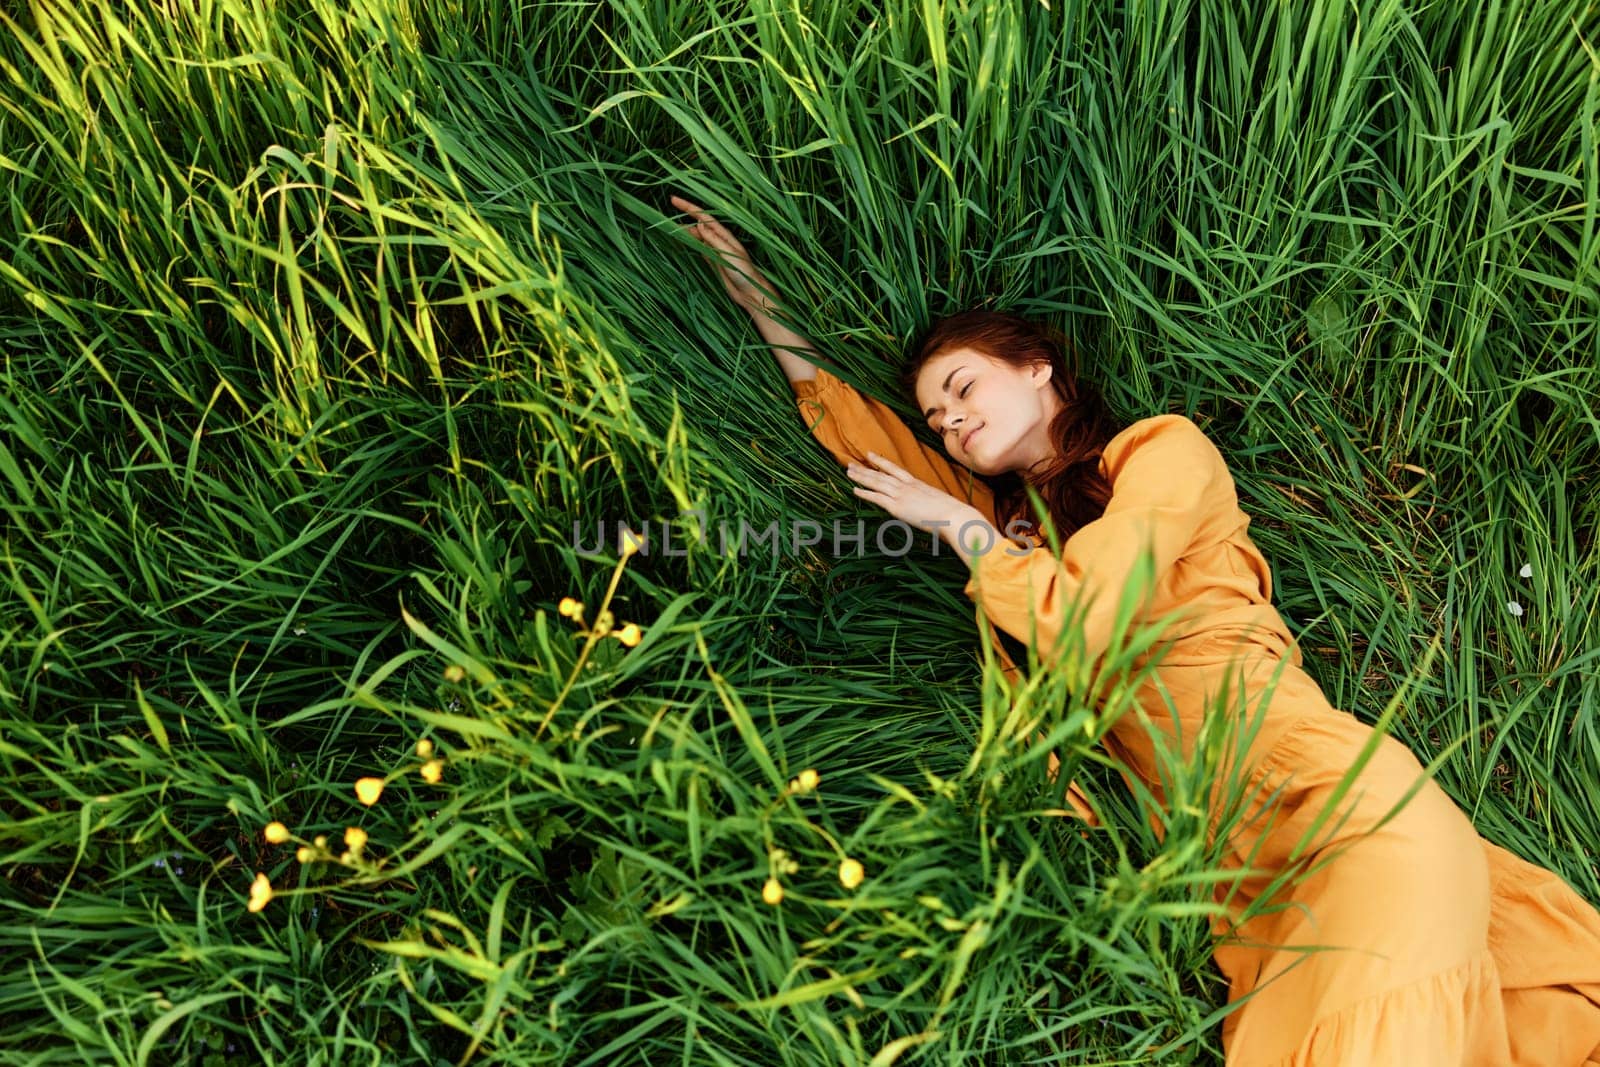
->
[963, 415, 1222, 668]
[793, 366, 996, 518]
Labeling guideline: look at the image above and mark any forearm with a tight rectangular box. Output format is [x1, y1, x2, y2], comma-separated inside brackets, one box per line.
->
[749, 308, 818, 383]
[673, 196, 819, 382]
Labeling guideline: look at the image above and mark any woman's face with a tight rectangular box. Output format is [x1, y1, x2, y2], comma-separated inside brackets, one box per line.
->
[914, 347, 1060, 476]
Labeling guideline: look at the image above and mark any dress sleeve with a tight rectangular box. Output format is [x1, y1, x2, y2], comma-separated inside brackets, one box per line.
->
[792, 365, 995, 517]
[962, 414, 1222, 669]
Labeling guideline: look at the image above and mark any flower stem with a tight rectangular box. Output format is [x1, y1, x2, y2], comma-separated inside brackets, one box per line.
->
[537, 555, 629, 739]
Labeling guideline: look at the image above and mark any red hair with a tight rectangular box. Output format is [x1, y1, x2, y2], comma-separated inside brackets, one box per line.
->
[901, 310, 1121, 544]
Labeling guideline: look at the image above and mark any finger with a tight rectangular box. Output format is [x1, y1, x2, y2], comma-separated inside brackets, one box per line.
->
[679, 206, 736, 240]
[701, 229, 741, 257]
[671, 195, 713, 221]
[700, 223, 746, 258]
[683, 225, 742, 264]
[679, 215, 731, 251]
[850, 475, 896, 496]
[680, 221, 707, 244]
[845, 464, 899, 493]
[865, 452, 914, 481]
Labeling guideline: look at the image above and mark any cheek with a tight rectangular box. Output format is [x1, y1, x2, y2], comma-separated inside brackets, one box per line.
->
[974, 383, 1018, 428]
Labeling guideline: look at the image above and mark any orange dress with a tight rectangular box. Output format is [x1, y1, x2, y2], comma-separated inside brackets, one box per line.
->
[794, 366, 1600, 1065]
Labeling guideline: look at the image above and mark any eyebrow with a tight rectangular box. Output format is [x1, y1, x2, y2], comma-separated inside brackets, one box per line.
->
[922, 366, 967, 419]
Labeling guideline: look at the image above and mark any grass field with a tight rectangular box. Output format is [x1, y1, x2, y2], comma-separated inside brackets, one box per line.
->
[2, 0, 1598, 1062]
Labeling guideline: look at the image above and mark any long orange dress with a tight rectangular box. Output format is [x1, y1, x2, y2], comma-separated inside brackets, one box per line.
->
[793, 366, 1600, 1065]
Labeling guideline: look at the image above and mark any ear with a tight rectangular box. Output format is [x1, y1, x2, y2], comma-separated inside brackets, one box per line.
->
[1028, 360, 1054, 389]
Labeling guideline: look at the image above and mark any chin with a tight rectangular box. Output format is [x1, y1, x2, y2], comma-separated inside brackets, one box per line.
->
[961, 455, 1002, 477]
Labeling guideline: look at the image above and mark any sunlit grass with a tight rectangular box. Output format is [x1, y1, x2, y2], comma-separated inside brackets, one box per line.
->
[1, 0, 1596, 1061]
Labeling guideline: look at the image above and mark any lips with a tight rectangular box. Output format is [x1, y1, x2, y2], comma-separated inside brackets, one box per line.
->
[961, 425, 983, 451]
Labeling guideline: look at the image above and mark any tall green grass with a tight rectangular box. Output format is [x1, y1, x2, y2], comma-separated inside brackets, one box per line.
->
[1, 0, 1596, 1061]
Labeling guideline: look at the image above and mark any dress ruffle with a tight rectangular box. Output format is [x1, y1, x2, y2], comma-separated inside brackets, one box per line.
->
[1210, 708, 1600, 1066]
[1250, 950, 1506, 1066]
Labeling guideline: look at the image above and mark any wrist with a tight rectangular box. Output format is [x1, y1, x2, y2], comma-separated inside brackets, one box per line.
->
[942, 507, 997, 565]
[742, 289, 780, 319]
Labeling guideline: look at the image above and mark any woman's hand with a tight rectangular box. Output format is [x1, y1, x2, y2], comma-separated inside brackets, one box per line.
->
[846, 452, 1000, 562]
[672, 195, 778, 317]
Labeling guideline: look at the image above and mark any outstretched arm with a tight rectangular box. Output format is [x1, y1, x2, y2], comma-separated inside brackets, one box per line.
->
[674, 194, 992, 516]
[673, 195, 817, 384]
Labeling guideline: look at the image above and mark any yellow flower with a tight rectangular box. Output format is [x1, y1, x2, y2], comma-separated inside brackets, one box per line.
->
[558, 596, 582, 618]
[263, 821, 289, 844]
[620, 527, 645, 557]
[354, 777, 384, 806]
[344, 826, 368, 851]
[416, 738, 434, 758]
[247, 872, 273, 913]
[296, 846, 313, 863]
[420, 759, 443, 784]
[762, 877, 784, 906]
[443, 664, 466, 684]
[616, 622, 642, 647]
[313, 835, 328, 849]
[796, 768, 820, 793]
[839, 858, 865, 890]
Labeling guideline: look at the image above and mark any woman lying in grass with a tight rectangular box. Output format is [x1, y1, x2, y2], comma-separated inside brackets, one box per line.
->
[674, 195, 1600, 1065]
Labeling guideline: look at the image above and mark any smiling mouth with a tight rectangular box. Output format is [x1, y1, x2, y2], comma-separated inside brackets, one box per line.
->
[961, 426, 983, 450]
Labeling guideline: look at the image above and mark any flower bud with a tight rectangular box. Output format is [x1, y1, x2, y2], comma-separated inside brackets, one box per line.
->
[354, 777, 384, 806]
[839, 858, 865, 890]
